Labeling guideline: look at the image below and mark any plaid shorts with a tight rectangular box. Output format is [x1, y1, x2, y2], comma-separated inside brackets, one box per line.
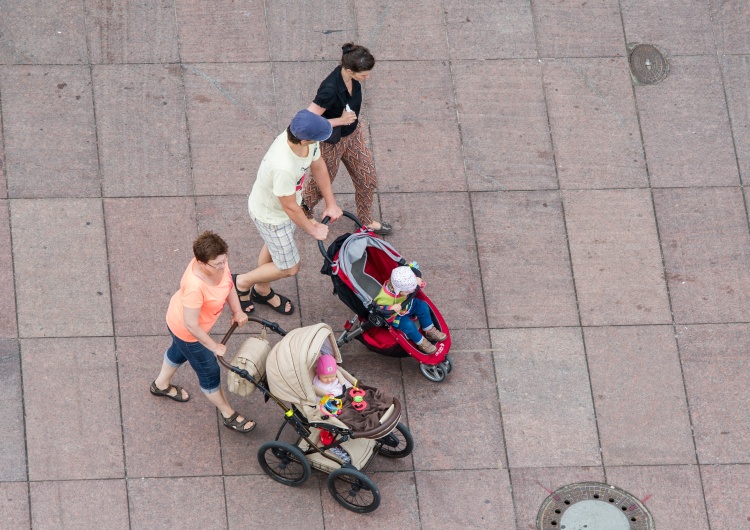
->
[252, 216, 300, 270]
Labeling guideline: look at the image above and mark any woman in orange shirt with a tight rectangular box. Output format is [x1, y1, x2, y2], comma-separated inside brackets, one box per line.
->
[150, 231, 254, 433]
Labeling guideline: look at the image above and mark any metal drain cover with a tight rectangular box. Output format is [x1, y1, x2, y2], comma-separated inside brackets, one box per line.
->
[537, 482, 654, 530]
[629, 44, 669, 85]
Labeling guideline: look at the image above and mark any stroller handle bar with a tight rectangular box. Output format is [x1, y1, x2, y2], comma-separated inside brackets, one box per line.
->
[215, 316, 286, 371]
[318, 210, 363, 265]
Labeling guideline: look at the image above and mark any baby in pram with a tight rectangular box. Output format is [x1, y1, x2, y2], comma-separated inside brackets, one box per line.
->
[312, 342, 352, 395]
[374, 265, 447, 354]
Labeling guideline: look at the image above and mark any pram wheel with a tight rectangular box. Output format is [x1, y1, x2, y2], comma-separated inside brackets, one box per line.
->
[419, 362, 447, 382]
[440, 354, 453, 374]
[377, 422, 414, 458]
[327, 468, 381, 513]
[258, 441, 311, 487]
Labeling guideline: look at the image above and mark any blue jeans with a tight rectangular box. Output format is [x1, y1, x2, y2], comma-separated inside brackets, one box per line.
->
[392, 298, 435, 344]
[164, 327, 220, 394]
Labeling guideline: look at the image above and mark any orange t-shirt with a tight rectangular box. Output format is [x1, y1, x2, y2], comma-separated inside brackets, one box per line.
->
[166, 258, 233, 342]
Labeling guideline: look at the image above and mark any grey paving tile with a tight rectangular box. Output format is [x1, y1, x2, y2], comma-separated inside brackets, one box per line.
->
[585, 326, 695, 465]
[473, 191, 579, 328]
[0, 482, 30, 529]
[265, 1, 357, 62]
[0, 102, 7, 198]
[117, 336, 224, 478]
[105, 197, 196, 337]
[452, 60, 557, 191]
[510, 466, 605, 530]
[127, 476, 227, 529]
[0, 1, 87, 65]
[492, 328, 601, 468]
[701, 464, 750, 529]
[636, 55, 738, 187]
[93, 65, 192, 197]
[721, 55, 750, 185]
[0, 340, 25, 481]
[29, 479, 129, 530]
[564, 189, 671, 326]
[0, 202, 17, 338]
[175, 0, 270, 62]
[654, 188, 750, 324]
[22, 337, 123, 481]
[367, 61, 465, 193]
[533, 0, 625, 58]
[85, 0, 179, 64]
[543, 58, 647, 189]
[606, 465, 708, 530]
[405, 329, 504, 471]
[355, 0, 449, 60]
[621, 0, 715, 55]
[677, 324, 750, 464]
[711, 0, 750, 54]
[183, 63, 277, 196]
[444, 0, 536, 59]
[416, 469, 515, 528]
[0, 66, 99, 198]
[10, 198, 112, 338]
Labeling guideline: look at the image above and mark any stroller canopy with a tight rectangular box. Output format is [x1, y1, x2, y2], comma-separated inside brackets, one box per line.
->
[336, 232, 403, 308]
[265, 323, 342, 406]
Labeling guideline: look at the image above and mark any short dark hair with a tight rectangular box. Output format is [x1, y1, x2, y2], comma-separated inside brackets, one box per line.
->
[193, 230, 228, 263]
[340, 42, 375, 73]
[286, 126, 302, 144]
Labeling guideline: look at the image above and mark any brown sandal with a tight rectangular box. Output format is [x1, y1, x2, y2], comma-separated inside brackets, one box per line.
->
[222, 411, 256, 434]
[150, 381, 190, 402]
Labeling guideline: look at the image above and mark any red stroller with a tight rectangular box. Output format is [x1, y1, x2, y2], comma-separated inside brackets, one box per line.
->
[318, 212, 453, 382]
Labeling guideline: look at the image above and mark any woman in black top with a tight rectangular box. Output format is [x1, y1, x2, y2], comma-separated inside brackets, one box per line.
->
[301, 43, 392, 235]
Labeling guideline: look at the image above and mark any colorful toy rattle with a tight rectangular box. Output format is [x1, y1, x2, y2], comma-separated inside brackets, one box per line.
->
[319, 394, 343, 416]
[349, 387, 368, 411]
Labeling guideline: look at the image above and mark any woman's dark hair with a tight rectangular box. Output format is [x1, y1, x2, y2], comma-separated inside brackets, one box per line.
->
[341, 42, 375, 73]
[193, 230, 228, 263]
[286, 126, 302, 145]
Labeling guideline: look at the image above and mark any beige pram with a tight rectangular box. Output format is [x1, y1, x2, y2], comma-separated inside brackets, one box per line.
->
[218, 318, 413, 513]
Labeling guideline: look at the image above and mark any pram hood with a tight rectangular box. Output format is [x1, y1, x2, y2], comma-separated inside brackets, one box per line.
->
[336, 231, 403, 307]
[265, 323, 342, 406]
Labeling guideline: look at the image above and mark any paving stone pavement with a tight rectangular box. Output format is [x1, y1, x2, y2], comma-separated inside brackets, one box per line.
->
[1, 1, 749, 529]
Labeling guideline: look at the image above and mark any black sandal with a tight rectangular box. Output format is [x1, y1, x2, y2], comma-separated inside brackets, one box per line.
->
[150, 381, 190, 402]
[222, 411, 256, 434]
[251, 287, 295, 315]
[232, 274, 254, 314]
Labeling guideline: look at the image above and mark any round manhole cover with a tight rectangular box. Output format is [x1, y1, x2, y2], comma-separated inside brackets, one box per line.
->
[629, 44, 669, 85]
[537, 482, 654, 530]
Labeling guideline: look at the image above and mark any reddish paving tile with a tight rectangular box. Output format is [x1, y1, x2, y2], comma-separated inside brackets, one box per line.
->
[355, 0, 448, 61]
[606, 465, 708, 530]
[621, 0, 715, 55]
[105, 197, 196, 336]
[492, 328, 601, 468]
[654, 188, 750, 324]
[473, 191, 578, 328]
[0, 482, 30, 529]
[0, 339, 25, 481]
[0, 2, 87, 64]
[677, 324, 750, 464]
[127, 476, 227, 529]
[85, 0, 178, 64]
[21, 337, 123, 481]
[635, 56, 738, 188]
[0, 202, 17, 338]
[92, 65, 192, 197]
[183, 63, 278, 196]
[585, 326, 695, 466]
[533, 0, 625, 58]
[543, 58, 647, 189]
[0, 110, 6, 198]
[29, 479, 129, 530]
[701, 464, 750, 529]
[452, 60, 557, 191]
[10, 198, 112, 338]
[175, 0, 270, 62]
[444, 0, 536, 59]
[0, 66, 99, 198]
[264, 2, 356, 62]
[721, 55, 750, 185]
[564, 190, 671, 326]
[711, 0, 750, 54]
[510, 466, 605, 530]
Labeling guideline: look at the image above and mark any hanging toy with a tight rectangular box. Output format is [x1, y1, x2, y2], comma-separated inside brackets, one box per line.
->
[349, 387, 368, 411]
[319, 394, 343, 416]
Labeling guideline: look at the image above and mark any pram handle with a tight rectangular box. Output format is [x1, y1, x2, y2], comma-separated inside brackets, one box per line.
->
[215, 317, 287, 370]
[318, 210, 363, 264]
